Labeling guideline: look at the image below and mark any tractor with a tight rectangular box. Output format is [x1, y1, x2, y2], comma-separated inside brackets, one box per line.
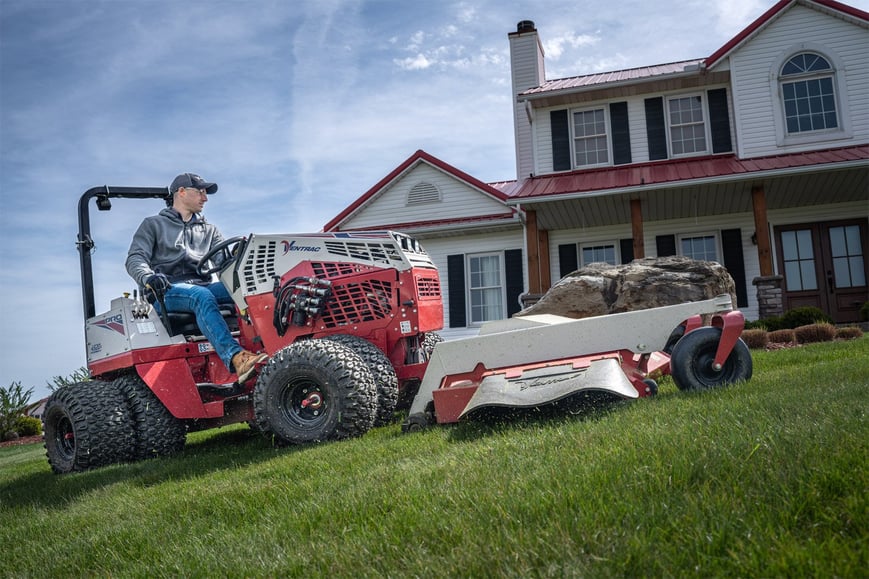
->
[43, 186, 443, 474]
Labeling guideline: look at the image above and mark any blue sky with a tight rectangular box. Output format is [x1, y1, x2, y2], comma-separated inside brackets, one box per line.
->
[3, 0, 866, 401]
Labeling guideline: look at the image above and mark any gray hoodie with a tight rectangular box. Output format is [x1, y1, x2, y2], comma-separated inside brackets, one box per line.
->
[126, 208, 224, 287]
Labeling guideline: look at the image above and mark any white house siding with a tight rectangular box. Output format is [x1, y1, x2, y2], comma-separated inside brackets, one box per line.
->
[340, 163, 512, 230]
[547, 213, 761, 320]
[728, 4, 869, 159]
[418, 228, 525, 340]
[532, 82, 736, 175]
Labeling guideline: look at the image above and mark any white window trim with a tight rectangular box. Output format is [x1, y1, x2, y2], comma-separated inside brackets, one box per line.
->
[579, 240, 619, 267]
[569, 105, 612, 169]
[677, 232, 722, 263]
[665, 93, 711, 158]
[769, 43, 852, 147]
[466, 252, 507, 326]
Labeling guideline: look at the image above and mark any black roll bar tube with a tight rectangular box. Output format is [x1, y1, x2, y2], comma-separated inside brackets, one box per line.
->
[77, 186, 169, 321]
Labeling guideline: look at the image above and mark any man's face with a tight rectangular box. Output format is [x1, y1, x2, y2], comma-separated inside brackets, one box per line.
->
[178, 186, 207, 213]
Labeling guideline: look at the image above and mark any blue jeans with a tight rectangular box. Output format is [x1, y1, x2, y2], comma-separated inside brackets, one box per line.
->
[160, 282, 242, 371]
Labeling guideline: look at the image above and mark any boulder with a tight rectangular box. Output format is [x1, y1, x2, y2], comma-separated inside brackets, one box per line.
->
[518, 256, 737, 319]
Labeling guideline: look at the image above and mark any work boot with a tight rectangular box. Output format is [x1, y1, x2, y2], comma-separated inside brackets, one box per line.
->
[232, 350, 268, 384]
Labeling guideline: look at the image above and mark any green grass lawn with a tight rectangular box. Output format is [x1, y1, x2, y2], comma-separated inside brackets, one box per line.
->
[2, 338, 867, 577]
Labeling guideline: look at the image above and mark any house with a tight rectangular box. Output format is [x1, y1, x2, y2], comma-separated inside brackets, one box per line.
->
[326, 0, 869, 339]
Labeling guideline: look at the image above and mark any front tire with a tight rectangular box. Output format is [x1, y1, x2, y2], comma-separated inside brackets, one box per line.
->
[324, 334, 398, 427]
[253, 339, 377, 444]
[670, 327, 753, 391]
[43, 381, 135, 474]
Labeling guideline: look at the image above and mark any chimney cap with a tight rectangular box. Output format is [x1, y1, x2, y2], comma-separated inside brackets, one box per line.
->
[516, 20, 536, 33]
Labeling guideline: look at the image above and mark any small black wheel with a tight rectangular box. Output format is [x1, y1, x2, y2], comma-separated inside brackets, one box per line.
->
[670, 327, 753, 391]
[253, 339, 377, 444]
[114, 373, 186, 460]
[323, 334, 398, 427]
[642, 378, 659, 396]
[196, 236, 246, 276]
[43, 381, 135, 474]
[401, 412, 432, 433]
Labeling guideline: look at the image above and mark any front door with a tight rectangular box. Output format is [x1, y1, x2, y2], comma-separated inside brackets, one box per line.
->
[775, 219, 868, 323]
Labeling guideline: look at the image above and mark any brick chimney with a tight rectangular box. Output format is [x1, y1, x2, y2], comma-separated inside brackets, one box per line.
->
[509, 20, 545, 182]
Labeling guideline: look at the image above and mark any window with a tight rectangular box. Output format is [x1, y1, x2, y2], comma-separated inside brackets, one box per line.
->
[679, 234, 718, 262]
[572, 108, 609, 167]
[829, 225, 866, 288]
[781, 230, 818, 291]
[580, 242, 617, 266]
[468, 254, 504, 324]
[668, 95, 707, 155]
[780, 52, 838, 135]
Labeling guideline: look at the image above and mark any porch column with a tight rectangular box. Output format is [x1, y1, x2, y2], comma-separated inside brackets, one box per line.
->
[751, 185, 773, 276]
[631, 198, 646, 259]
[525, 210, 541, 294]
[538, 228, 551, 291]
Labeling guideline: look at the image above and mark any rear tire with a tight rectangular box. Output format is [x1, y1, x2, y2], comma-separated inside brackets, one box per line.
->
[253, 339, 377, 444]
[43, 381, 135, 474]
[114, 373, 186, 460]
[324, 334, 398, 426]
[670, 327, 753, 391]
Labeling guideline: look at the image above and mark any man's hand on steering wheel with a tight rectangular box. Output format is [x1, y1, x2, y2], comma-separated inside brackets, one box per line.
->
[196, 236, 246, 277]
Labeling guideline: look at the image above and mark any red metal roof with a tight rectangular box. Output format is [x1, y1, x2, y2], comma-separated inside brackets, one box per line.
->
[520, 60, 704, 97]
[509, 145, 869, 201]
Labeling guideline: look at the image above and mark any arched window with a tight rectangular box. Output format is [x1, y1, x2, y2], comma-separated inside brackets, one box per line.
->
[780, 52, 838, 134]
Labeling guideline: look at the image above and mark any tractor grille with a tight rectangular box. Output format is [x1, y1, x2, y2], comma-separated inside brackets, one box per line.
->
[324, 241, 404, 266]
[321, 280, 393, 328]
[243, 240, 277, 292]
[415, 275, 441, 299]
[311, 261, 358, 279]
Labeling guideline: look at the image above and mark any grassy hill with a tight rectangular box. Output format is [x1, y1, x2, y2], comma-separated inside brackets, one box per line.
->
[1, 338, 867, 577]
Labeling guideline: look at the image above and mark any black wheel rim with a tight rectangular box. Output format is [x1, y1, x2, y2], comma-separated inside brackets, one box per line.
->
[280, 376, 329, 427]
[54, 415, 75, 460]
[693, 345, 732, 387]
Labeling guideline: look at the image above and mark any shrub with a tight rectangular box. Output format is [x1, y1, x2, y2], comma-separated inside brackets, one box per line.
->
[794, 322, 836, 344]
[743, 319, 767, 331]
[835, 326, 864, 340]
[740, 329, 769, 349]
[1, 381, 33, 440]
[768, 329, 796, 344]
[14, 415, 42, 437]
[780, 306, 832, 329]
[861, 302, 869, 322]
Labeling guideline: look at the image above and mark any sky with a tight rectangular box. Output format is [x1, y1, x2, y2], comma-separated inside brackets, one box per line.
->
[3, 0, 867, 402]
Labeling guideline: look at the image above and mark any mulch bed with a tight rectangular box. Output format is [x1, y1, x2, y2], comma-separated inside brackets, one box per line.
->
[0, 435, 43, 449]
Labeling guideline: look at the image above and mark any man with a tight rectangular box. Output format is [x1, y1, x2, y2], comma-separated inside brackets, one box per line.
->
[126, 172, 267, 383]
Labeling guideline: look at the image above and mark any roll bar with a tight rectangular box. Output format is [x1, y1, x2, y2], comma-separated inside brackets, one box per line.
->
[76, 186, 169, 321]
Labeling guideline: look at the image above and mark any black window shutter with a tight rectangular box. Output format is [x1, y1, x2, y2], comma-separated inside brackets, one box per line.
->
[708, 88, 733, 154]
[644, 97, 668, 161]
[558, 243, 578, 279]
[550, 109, 571, 171]
[610, 102, 632, 165]
[721, 228, 748, 307]
[447, 254, 466, 328]
[656, 234, 676, 257]
[505, 249, 524, 317]
[619, 238, 635, 264]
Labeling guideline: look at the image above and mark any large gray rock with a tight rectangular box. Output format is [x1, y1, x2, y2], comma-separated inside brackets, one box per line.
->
[518, 256, 737, 319]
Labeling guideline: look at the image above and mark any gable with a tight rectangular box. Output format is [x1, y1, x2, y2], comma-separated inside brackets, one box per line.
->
[338, 161, 513, 231]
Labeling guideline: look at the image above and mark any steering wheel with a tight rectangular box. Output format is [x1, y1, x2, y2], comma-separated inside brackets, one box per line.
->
[196, 236, 246, 276]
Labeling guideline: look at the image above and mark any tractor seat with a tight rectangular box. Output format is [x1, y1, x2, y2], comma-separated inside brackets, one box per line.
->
[165, 308, 239, 337]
